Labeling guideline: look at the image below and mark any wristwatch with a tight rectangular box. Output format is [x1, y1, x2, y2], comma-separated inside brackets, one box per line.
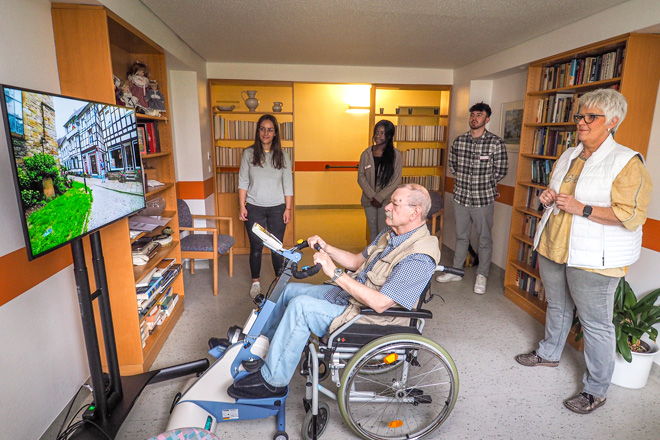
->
[582, 205, 593, 218]
[332, 268, 344, 282]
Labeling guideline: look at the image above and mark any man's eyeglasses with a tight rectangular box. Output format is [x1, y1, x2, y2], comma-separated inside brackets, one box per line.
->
[573, 113, 605, 124]
[259, 126, 275, 133]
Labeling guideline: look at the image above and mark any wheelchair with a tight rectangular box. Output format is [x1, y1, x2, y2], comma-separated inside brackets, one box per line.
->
[166, 223, 461, 440]
[299, 272, 461, 440]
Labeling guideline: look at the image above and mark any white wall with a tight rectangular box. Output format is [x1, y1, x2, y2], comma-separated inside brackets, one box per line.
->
[0, 1, 89, 438]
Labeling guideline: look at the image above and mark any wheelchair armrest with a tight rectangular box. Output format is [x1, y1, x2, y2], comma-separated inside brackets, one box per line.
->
[359, 307, 432, 319]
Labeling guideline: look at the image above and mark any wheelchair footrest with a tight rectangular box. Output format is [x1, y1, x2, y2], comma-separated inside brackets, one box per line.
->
[331, 324, 420, 348]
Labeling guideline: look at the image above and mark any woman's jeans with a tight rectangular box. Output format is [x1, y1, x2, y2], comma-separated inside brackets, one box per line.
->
[537, 255, 619, 398]
[260, 283, 345, 387]
[245, 203, 286, 279]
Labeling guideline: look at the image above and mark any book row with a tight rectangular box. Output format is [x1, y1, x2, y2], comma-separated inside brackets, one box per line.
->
[540, 47, 625, 90]
[525, 187, 544, 213]
[535, 93, 575, 124]
[137, 263, 182, 304]
[215, 146, 294, 167]
[217, 172, 239, 193]
[213, 116, 293, 140]
[515, 270, 546, 301]
[137, 121, 160, 154]
[401, 174, 441, 192]
[403, 148, 443, 167]
[531, 128, 576, 156]
[531, 159, 555, 185]
[394, 125, 446, 142]
[518, 242, 540, 271]
[522, 214, 540, 240]
[140, 288, 180, 347]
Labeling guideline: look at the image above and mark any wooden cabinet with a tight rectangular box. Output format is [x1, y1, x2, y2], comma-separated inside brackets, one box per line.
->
[371, 85, 451, 195]
[52, 3, 184, 374]
[503, 33, 660, 347]
[209, 80, 295, 252]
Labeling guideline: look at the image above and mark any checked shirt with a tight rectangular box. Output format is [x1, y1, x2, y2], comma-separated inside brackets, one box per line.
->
[449, 130, 508, 207]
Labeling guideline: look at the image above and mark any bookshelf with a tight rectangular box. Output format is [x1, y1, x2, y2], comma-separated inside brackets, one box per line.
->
[504, 34, 660, 347]
[371, 85, 451, 196]
[209, 80, 295, 253]
[52, 3, 185, 374]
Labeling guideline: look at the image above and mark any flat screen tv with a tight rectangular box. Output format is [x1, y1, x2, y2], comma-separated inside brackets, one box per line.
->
[0, 84, 146, 260]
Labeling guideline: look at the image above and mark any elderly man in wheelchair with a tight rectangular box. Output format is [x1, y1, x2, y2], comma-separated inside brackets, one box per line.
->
[226, 183, 460, 439]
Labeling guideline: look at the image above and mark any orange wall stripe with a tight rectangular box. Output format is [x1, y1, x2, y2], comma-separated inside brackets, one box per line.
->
[177, 178, 214, 200]
[295, 161, 359, 172]
[0, 246, 73, 308]
[444, 177, 514, 206]
[642, 218, 660, 252]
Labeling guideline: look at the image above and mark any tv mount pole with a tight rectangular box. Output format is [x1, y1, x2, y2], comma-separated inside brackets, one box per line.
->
[69, 231, 207, 439]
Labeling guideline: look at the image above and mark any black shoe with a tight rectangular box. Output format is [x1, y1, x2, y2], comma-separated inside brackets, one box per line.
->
[227, 370, 287, 399]
[208, 337, 230, 350]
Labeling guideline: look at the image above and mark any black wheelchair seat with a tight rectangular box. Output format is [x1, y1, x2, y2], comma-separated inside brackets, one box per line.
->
[331, 323, 422, 348]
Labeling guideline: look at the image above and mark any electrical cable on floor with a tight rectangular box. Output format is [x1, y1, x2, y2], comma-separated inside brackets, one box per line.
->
[56, 385, 86, 439]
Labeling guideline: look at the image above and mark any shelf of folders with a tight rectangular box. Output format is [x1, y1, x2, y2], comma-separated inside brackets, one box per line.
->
[401, 175, 442, 192]
[215, 146, 294, 167]
[214, 115, 293, 140]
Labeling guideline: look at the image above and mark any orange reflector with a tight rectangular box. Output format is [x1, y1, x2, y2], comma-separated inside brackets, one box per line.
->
[384, 353, 398, 364]
[388, 420, 403, 428]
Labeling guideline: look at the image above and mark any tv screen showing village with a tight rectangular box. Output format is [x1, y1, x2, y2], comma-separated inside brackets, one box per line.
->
[2, 86, 146, 258]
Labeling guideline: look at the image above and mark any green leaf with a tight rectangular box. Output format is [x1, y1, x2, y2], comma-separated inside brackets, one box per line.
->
[616, 336, 632, 362]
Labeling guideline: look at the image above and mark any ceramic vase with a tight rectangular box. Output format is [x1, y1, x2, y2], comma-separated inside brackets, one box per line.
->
[272, 101, 283, 112]
[241, 90, 259, 112]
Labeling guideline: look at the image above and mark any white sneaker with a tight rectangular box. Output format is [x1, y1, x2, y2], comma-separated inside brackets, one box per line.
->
[249, 281, 262, 298]
[436, 273, 462, 283]
[474, 274, 487, 295]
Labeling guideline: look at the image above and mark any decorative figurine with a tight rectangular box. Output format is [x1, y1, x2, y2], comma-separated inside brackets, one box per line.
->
[146, 80, 166, 116]
[127, 61, 150, 108]
[117, 80, 141, 109]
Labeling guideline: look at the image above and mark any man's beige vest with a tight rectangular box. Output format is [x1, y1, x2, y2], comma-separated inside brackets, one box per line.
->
[327, 225, 441, 334]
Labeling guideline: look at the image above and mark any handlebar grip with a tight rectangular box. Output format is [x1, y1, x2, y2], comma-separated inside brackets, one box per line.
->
[292, 262, 322, 279]
[437, 265, 466, 277]
[314, 243, 322, 251]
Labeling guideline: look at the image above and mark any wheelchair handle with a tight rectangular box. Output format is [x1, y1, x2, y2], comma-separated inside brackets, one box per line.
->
[437, 265, 465, 277]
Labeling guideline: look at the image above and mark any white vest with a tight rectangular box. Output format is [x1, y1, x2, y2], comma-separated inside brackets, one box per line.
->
[533, 135, 643, 269]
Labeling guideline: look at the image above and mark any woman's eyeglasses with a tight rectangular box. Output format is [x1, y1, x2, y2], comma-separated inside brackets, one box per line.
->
[573, 113, 605, 124]
[259, 126, 275, 133]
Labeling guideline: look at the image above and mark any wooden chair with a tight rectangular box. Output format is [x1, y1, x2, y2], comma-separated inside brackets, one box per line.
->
[177, 199, 234, 296]
[427, 191, 444, 250]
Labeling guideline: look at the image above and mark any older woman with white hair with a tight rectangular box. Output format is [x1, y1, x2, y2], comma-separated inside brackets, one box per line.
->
[515, 88, 652, 414]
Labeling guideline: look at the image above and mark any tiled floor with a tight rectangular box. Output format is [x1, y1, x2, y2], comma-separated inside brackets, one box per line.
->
[115, 250, 660, 440]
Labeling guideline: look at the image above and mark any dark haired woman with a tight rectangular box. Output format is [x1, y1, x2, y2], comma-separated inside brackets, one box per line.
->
[358, 120, 403, 242]
[238, 114, 293, 298]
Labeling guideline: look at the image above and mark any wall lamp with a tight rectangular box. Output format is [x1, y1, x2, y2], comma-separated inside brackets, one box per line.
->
[346, 105, 370, 113]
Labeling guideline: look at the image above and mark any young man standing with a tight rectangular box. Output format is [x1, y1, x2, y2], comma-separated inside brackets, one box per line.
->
[437, 102, 508, 294]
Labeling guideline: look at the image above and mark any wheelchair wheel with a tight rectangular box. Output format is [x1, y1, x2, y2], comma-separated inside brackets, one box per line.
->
[301, 402, 330, 440]
[337, 334, 459, 440]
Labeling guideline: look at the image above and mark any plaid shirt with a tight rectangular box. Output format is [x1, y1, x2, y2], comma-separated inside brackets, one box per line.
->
[449, 130, 508, 207]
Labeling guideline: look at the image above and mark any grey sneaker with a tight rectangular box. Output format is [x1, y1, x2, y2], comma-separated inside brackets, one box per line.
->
[474, 274, 487, 294]
[515, 351, 559, 367]
[249, 281, 261, 299]
[563, 392, 606, 414]
[436, 273, 462, 283]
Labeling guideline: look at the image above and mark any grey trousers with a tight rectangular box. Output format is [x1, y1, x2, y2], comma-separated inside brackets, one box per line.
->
[537, 255, 619, 398]
[364, 205, 387, 243]
[452, 201, 494, 277]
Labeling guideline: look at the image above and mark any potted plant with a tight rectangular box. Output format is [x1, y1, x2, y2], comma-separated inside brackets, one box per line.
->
[573, 277, 660, 388]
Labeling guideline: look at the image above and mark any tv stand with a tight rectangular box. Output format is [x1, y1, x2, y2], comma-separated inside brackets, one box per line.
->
[68, 232, 207, 439]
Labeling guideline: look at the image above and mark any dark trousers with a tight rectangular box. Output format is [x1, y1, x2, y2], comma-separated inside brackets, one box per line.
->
[244, 203, 287, 279]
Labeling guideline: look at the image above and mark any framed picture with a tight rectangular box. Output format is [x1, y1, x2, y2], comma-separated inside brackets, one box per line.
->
[500, 100, 524, 153]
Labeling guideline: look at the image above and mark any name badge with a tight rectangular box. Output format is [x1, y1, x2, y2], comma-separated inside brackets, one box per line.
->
[364, 164, 372, 169]
[479, 155, 490, 161]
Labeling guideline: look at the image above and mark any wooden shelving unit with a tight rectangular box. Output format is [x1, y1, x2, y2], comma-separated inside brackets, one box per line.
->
[504, 33, 660, 348]
[52, 3, 184, 374]
[209, 80, 296, 253]
[371, 85, 451, 196]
